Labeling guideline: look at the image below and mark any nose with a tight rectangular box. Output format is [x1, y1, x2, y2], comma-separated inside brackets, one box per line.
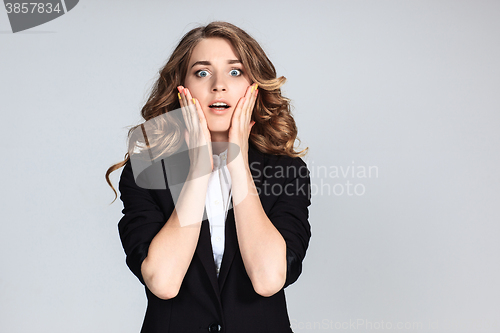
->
[211, 74, 227, 92]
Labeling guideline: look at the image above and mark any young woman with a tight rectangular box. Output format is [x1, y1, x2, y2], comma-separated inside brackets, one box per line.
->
[106, 21, 311, 333]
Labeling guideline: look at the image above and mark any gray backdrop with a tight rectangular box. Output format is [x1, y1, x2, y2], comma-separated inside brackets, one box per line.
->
[1, 1, 499, 332]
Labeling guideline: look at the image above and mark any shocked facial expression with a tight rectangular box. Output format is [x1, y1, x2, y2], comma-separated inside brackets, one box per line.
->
[183, 37, 252, 140]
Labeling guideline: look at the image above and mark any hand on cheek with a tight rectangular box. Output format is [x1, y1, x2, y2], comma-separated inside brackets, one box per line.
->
[177, 85, 214, 174]
[227, 83, 258, 172]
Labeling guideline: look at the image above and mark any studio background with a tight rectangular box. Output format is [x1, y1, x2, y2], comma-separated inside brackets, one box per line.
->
[1, 1, 499, 332]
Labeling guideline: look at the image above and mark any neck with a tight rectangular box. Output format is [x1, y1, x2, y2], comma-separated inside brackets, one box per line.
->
[210, 131, 229, 155]
[210, 130, 229, 142]
[211, 141, 229, 155]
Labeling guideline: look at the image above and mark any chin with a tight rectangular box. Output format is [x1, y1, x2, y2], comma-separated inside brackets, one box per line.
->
[207, 122, 231, 134]
[208, 129, 229, 136]
[208, 127, 230, 141]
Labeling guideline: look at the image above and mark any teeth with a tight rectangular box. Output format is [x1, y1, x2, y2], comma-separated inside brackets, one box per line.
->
[211, 102, 228, 107]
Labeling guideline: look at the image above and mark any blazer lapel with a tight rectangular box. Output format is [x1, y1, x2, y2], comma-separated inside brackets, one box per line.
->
[217, 144, 264, 292]
[196, 217, 222, 302]
[162, 146, 222, 301]
[171, 144, 264, 297]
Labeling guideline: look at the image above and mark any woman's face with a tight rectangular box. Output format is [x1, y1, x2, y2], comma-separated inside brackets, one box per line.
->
[184, 37, 252, 139]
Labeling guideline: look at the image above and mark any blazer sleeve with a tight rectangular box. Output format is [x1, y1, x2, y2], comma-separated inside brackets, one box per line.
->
[117, 158, 168, 285]
[266, 156, 312, 288]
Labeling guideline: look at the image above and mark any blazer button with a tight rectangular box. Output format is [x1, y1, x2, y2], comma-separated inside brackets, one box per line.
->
[208, 322, 221, 332]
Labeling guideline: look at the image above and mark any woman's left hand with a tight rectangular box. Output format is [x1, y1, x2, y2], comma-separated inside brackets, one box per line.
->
[227, 83, 258, 174]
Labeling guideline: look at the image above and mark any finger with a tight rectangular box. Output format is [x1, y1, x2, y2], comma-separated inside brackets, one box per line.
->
[240, 86, 255, 131]
[191, 96, 214, 169]
[238, 85, 254, 120]
[193, 97, 210, 144]
[179, 86, 193, 131]
[182, 87, 194, 130]
[245, 84, 258, 126]
[243, 84, 256, 115]
[231, 96, 246, 128]
[178, 88, 190, 130]
[250, 84, 258, 109]
[193, 97, 208, 132]
[244, 83, 253, 97]
[249, 120, 256, 136]
[184, 88, 199, 132]
[195, 99, 213, 161]
[177, 86, 185, 114]
[250, 86, 258, 124]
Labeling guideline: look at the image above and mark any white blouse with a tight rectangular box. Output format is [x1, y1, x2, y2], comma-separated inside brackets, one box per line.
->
[205, 149, 232, 277]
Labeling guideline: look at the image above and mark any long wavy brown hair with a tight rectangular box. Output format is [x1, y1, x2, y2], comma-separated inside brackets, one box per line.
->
[106, 21, 308, 202]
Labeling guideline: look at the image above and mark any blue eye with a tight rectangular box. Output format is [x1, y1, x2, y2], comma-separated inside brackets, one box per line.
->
[196, 70, 209, 78]
[230, 69, 242, 76]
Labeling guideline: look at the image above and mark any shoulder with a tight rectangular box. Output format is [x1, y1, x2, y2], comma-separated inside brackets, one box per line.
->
[121, 149, 191, 191]
[120, 155, 168, 191]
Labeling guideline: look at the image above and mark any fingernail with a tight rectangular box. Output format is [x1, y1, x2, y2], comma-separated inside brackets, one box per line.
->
[178, 92, 181, 100]
[251, 85, 255, 92]
[177, 86, 182, 93]
[255, 84, 258, 90]
[192, 98, 196, 104]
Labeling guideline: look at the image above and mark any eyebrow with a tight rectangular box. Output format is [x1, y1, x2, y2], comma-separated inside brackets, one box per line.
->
[190, 59, 242, 68]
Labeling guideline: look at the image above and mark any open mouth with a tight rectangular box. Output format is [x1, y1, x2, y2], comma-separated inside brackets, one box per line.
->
[209, 102, 230, 110]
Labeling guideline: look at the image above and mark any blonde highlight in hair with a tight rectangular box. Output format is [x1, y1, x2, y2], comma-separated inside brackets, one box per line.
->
[106, 21, 308, 202]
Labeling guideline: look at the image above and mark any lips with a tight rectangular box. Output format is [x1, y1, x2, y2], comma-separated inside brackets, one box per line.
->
[210, 104, 229, 109]
[208, 99, 231, 113]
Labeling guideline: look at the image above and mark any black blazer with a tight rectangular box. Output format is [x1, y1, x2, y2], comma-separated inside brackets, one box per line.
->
[118, 143, 311, 333]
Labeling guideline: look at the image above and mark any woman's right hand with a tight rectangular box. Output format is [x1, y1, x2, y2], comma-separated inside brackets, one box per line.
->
[178, 86, 213, 177]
